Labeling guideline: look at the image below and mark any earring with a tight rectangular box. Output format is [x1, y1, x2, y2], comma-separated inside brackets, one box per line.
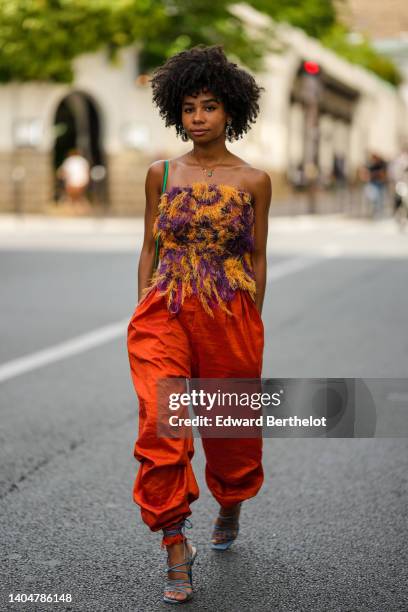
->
[226, 120, 234, 142]
[180, 127, 189, 142]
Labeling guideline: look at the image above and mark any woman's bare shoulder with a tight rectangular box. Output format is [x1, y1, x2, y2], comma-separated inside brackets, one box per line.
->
[145, 159, 170, 194]
[229, 155, 270, 186]
[148, 154, 191, 176]
[239, 163, 272, 199]
[146, 159, 168, 178]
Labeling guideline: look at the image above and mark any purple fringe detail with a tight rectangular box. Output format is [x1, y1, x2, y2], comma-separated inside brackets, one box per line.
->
[152, 183, 256, 315]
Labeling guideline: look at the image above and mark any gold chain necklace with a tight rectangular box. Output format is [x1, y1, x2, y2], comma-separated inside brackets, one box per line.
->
[193, 153, 229, 178]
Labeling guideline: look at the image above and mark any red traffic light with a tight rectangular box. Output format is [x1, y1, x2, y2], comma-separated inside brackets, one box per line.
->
[303, 61, 320, 75]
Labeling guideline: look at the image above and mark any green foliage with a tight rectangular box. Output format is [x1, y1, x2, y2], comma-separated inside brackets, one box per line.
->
[138, 0, 273, 75]
[251, 0, 401, 86]
[321, 24, 402, 87]
[0, 0, 273, 83]
[0, 0, 401, 86]
[251, 0, 337, 40]
[0, 0, 166, 82]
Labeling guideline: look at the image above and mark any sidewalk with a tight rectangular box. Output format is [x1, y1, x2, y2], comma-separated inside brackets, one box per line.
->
[1, 211, 406, 258]
[0, 213, 145, 251]
[2, 183, 393, 221]
[0, 210, 395, 234]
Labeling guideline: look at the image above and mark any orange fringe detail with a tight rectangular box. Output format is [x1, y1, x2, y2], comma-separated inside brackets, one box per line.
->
[161, 532, 186, 549]
[147, 182, 257, 316]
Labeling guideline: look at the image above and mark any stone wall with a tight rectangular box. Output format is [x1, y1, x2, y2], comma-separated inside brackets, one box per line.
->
[0, 150, 52, 214]
[106, 156, 289, 215]
[106, 151, 148, 216]
[0, 148, 290, 216]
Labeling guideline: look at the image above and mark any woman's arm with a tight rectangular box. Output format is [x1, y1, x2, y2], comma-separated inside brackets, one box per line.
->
[136, 160, 165, 302]
[251, 171, 272, 316]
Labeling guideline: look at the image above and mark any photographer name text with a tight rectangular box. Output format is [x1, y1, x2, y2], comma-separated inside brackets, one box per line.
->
[168, 415, 327, 428]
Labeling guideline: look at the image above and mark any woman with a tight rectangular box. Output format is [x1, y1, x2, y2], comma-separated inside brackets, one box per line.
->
[127, 44, 271, 604]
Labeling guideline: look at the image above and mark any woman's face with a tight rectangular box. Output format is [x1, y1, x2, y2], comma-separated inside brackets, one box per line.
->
[181, 89, 230, 142]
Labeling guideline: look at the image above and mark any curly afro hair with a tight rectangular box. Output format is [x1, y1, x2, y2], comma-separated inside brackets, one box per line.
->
[150, 44, 264, 141]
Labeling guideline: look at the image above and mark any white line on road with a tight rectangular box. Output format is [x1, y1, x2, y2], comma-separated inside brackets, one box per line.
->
[267, 249, 340, 281]
[0, 319, 129, 384]
[0, 253, 340, 384]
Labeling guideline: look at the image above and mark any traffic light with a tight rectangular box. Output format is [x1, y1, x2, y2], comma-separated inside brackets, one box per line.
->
[303, 61, 321, 75]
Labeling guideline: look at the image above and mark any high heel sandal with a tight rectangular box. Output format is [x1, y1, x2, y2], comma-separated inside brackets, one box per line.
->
[211, 502, 242, 551]
[162, 518, 197, 605]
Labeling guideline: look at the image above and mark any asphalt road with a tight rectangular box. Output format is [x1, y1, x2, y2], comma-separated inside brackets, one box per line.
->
[0, 214, 407, 612]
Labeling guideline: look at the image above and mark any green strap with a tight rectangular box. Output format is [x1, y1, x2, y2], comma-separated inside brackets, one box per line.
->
[162, 159, 169, 192]
[153, 160, 168, 272]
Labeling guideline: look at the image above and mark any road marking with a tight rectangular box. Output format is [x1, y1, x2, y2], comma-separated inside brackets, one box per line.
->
[268, 250, 339, 281]
[0, 253, 339, 383]
[0, 319, 129, 384]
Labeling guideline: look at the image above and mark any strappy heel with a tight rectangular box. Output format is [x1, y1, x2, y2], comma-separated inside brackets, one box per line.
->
[163, 518, 197, 604]
[211, 502, 242, 551]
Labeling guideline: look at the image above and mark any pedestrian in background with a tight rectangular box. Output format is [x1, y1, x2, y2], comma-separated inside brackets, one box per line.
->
[389, 146, 408, 227]
[361, 152, 388, 218]
[57, 149, 90, 211]
[332, 153, 348, 210]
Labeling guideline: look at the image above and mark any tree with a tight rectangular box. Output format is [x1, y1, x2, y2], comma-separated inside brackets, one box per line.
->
[321, 23, 401, 87]
[250, 0, 401, 86]
[0, 0, 400, 86]
[0, 0, 274, 83]
[251, 0, 337, 40]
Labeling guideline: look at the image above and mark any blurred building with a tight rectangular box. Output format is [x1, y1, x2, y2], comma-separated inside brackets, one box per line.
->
[0, 3, 407, 215]
[340, 0, 408, 40]
[341, 0, 408, 117]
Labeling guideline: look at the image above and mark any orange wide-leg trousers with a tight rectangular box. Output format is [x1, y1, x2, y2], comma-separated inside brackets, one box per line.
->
[127, 286, 264, 546]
